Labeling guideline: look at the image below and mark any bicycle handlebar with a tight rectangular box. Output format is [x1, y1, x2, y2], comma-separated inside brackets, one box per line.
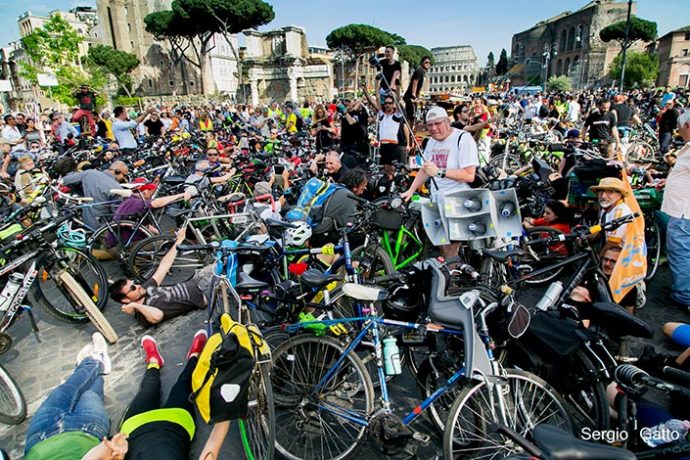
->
[616, 364, 690, 397]
[176, 242, 269, 253]
[525, 213, 639, 246]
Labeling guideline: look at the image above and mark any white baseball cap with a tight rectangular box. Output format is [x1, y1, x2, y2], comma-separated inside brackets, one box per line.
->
[425, 106, 448, 124]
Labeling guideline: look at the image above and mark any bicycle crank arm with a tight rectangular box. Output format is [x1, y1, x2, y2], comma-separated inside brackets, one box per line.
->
[412, 431, 431, 446]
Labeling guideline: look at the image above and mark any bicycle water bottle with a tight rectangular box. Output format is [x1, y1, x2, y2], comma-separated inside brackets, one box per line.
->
[643, 419, 690, 447]
[535, 281, 563, 311]
[500, 201, 516, 218]
[463, 198, 482, 212]
[468, 221, 486, 235]
[383, 336, 402, 375]
[0, 273, 24, 312]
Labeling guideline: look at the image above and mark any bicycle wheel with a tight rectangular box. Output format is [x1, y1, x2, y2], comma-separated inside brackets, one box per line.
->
[89, 220, 154, 266]
[0, 363, 26, 425]
[488, 154, 521, 175]
[645, 218, 661, 280]
[58, 271, 118, 344]
[348, 246, 395, 280]
[271, 334, 374, 460]
[518, 227, 569, 285]
[36, 247, 108, 324]
[443, 368, 572, 459]
[238, 361, 275, 460]
[626, 141, 656, 163]
[127, 235, 207, 284]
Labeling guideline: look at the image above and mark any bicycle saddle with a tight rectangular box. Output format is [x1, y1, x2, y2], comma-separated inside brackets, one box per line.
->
[235, 272, 269, 292]
[532, 424, 635, 460]
[162, 175, 186, 186]
[300, 269, 341, 289]
[482, 248, 524, 262]
[587, 302, 653, 338]
[341, 283, 388, 302]
[265, 218, 298, 229]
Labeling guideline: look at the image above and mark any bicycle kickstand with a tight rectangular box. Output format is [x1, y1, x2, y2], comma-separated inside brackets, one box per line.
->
[22, 306, 41, 342]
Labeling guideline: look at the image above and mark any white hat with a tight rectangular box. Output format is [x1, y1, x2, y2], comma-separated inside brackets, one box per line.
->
[425, 106, 448, 124]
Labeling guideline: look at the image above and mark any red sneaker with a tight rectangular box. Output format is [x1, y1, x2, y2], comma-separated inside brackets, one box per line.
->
[187, 329, 208, 360]
[141, 335, 164, 367]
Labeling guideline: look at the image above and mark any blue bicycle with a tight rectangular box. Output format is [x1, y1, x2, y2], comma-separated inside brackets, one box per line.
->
[269, 257, 573, 460]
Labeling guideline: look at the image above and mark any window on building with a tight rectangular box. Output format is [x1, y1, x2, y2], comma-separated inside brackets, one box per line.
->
[128, 23, 131, 32]
[148, 79, 153, 88]
[685, 32, 690, 41]
[124, 7, 128, 16]
[560, 31, 567, 52]
[679, 65, 690, 87]
[169, 80, 174, 86]
[445, 75, 449, 83]
[556, 59, 563, 76]
[683, 49, 689, 57]
[451, 75, 455, 82]
[567, 27, 576, 51]
[129, 41, 134, 49]
[189, 81, 194, 86]
[564, 57, 571, 76]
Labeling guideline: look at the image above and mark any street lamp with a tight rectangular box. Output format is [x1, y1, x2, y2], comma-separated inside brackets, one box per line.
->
[542, 42, 558, 88]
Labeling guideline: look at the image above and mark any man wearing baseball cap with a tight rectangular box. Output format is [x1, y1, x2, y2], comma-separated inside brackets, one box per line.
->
[113, 179, 191, 224]
[590, 177, 632, 245]
[401, 105, 479, 258]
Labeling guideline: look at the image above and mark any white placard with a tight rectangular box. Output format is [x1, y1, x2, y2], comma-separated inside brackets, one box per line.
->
[0, 80, 12, 92]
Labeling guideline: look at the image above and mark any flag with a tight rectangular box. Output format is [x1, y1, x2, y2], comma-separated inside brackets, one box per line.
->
[609, 153, 647, 303]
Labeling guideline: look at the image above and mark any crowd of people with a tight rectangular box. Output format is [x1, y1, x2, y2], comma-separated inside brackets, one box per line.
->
[1, 44, 690, 458]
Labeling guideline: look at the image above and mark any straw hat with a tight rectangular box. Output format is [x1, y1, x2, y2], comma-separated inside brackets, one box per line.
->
[589, 177, 629, 197]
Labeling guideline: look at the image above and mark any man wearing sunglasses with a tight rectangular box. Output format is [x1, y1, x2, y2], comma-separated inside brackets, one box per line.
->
[112, 106, 155, 154]
[62, 160, 128, 230]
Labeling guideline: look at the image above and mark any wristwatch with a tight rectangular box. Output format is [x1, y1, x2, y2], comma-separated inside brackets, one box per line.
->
[438, 169, 446, 178]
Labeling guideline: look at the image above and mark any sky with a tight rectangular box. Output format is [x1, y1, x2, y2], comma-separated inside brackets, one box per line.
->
[1, 0, 689, 66]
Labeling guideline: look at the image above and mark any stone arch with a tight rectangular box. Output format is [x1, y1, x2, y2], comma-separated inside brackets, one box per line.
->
[556, 59, 563, 76]
[567, 27, 576, 51]
[560, 30, 567, 52]
[564, 57, 571, 76]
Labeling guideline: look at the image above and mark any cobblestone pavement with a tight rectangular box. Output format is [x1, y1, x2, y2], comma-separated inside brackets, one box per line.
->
[0, 264, 685, 458]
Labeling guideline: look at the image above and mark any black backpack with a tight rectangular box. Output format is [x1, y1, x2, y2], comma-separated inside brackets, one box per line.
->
[295, 114, 304, 131]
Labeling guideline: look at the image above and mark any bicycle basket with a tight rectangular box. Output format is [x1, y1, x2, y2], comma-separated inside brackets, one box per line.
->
[373, 208, 403, 231]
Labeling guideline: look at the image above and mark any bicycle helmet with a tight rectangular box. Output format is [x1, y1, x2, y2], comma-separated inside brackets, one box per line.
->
[57, 223, 87, 248]
[284, 221, 312, 246]
[383, 284, 423, 322]
[566, 128, 580, 139]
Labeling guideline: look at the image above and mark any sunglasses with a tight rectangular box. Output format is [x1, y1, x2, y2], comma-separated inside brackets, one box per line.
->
[207, 152, 219, 156]
[602, 257, 617, 265]
[384, 101, 394, 105]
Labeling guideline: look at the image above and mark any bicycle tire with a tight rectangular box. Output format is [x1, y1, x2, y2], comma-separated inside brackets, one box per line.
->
[645, 218, 661, 281]
[443, 368, 573, 459]
[238, 361, 275, 460]
[58, 271, 118, 344]
[347, 246, 395, 280]
[271, 334, 374, 460]
[88, 220, 154, 266]
[626, 141, 656, 163]
[0, 363, 26, 425]
[127, 235, 208, 284]
[518, 227, 569, 285]
[488, 154, 521, 175]
[36, 247, 108, 324]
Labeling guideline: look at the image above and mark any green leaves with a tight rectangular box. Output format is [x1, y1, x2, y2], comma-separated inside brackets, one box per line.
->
[609, 51, 659, 88]
[326, 24, 397, 56]
[398, 45, 433, 67]
[599, 16, 658, 49]
[21, 13, 83, 69]
[496, 49, 509, 76]
[88, 45, 140, 96]
[546, 75, 573, 92]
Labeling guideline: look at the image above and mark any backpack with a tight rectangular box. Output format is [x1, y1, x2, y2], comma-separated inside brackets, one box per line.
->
[285, 177, 343, 227]
[191, 313, 270, 423]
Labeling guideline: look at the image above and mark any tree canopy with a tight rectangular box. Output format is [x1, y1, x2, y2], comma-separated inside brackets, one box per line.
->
[487, 52, 495, 69]
[326, 24, 397, 56]
[21, 13, 83, 71]
[546, 75, 573, 92]
[609, 51, 658, 88]
[599, 16, 658, 50]
[88, 45, 140, 96]
[398, 45, 433, 67]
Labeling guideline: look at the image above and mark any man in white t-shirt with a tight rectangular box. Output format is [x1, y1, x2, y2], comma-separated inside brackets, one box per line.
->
[401, 106, 479, 257]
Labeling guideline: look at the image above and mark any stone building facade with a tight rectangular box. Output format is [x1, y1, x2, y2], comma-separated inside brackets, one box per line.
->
[95, 0, 238, 97]
[653, 26, 690, 88]
[243, 26, 334, 105]
[428, 45, 478, 93]
[510, 0, 646, 89]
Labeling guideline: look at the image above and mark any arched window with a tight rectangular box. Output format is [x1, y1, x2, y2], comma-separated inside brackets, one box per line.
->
[568, 27, 576, 51]
[556, 59, 563, 76]
[564, 57, 571, 76]
[560, 31, 567, 52]
[576, 26, 584, 49]
[463, 75, 468, 83]
[451, 75, 455, 82]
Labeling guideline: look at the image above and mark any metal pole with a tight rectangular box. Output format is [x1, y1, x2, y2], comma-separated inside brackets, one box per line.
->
[619, 0, 633, 90]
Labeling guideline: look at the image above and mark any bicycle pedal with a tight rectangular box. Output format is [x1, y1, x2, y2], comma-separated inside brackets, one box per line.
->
[412, 431, 431, 446]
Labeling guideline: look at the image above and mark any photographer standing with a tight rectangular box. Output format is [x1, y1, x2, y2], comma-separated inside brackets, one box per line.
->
[378, 46, 402, 102]
[339, 97, 369, 165]
[403, 56, 432, 124]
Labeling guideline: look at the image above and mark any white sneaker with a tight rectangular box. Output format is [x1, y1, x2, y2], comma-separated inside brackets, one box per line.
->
[90, 332, 111, 375]
[76, 344, 94, 366]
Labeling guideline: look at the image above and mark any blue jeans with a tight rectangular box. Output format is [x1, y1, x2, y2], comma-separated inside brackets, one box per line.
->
[660, 132, 673, 154]
[667, 216, 690, 305]
[25, 358, 110, 454]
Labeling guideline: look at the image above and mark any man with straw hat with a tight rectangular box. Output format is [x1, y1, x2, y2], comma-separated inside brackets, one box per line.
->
[590, 177, 632, 245]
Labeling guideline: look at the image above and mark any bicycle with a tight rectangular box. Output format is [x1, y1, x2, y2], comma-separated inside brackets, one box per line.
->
[0, 209, 117, 343]
[179, 240, 275, 460]
[269, 256, 572, 460]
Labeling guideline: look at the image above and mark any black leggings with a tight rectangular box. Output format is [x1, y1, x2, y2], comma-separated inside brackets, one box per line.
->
[124, 357, 197, 420]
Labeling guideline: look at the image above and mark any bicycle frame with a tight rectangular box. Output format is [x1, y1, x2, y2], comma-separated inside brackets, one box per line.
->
[284, 295, 501, 429]
[380, 226, 424, 271]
